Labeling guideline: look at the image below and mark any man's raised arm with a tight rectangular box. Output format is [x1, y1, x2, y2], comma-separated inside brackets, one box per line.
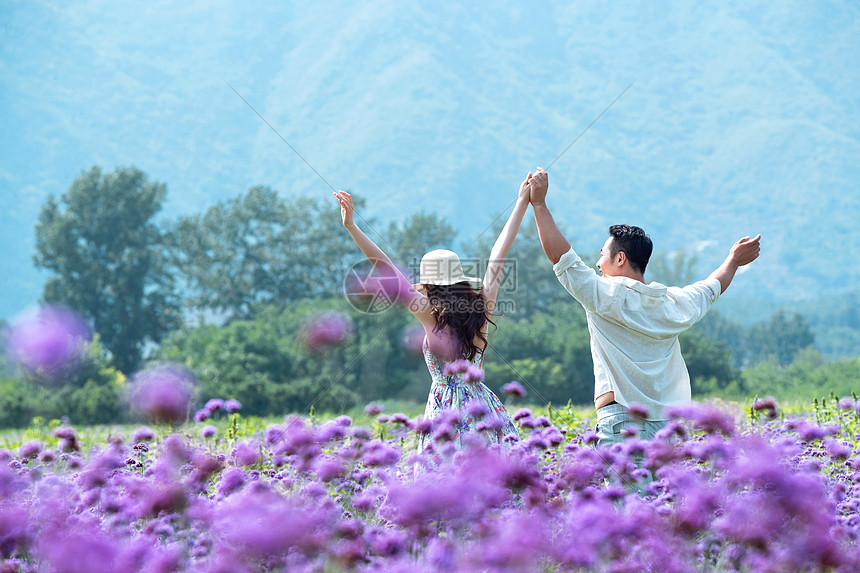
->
[708, 234, 762, 294]
[529, 167, 571, 265]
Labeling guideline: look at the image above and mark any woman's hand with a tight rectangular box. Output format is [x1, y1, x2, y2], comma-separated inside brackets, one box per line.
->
[518, 172, 533, 202]
[334, 191, 354, 228]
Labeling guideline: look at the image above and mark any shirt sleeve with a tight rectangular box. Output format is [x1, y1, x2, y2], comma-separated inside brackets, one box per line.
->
[552, 248, 605, 314]
[677, 277, 722, 323]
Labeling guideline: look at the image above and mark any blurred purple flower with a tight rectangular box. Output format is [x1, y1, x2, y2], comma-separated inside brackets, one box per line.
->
[217, 466, 247, 497]
[213, 489, 329, 560]
[667, 402, 736, 435]
[194, 409, 210, 423]
[200, 425, 217, 439]
[131, 426, 156, 443]
[364, 403, 384, 416]
[315, 458, 347, 483]
[204, 398, 224, 413]
[467, 400, 490, 419]
[18, 441, 43, 459]
[128, 364, 194, 424]
[443, 360, 470, 377]
[224, 399, 242, 413]
[6, 305, 91, 376]
[627, 403, 649, 420]
[53, 426, 80, 453]
[299, 311, 352, 351]
[362, 440, 401, 467]
[502, 381, 526, 398]
[837, 396, 854, 410]
[401, 324, 426, 355]
[232, 441, 260, 467]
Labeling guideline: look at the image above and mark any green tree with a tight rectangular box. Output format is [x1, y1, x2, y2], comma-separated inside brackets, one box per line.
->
[678, 329, 740, 395]
[468, 219, 571, 318]
[155, 299, 429, 415]
[0, 337, 124, 428]
[385, 211, 456, 279]
[34, 166, 179, 373]
[648, 249, 700, 287]
[746, 310, 815, 366]
[168, 187, 356, 320]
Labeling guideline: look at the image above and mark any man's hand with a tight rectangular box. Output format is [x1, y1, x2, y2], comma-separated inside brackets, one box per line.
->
[709, 234, 761, 294]
[529, 167, 548, 206]
[729, 234, 761, 267]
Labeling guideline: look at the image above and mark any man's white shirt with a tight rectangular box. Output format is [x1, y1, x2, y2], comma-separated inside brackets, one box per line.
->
[553, 248, 721, 420]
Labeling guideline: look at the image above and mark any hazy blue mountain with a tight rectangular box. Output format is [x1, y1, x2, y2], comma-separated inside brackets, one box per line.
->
[2, 1, 858, 322]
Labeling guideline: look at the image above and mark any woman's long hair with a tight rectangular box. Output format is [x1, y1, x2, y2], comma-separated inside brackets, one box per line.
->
[424, 281, 497, 361]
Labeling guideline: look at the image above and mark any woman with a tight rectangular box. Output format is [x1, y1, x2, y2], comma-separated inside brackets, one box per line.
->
[334, 172, 532, 448]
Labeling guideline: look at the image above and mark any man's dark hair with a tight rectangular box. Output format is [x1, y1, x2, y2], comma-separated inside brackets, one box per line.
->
[608, 224, 653, 273]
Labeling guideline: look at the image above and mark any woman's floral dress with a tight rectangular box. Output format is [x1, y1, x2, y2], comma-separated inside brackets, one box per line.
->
[418, 335, 519, 450]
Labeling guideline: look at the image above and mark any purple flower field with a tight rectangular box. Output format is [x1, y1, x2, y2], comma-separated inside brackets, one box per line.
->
[0, 397, 857, 572]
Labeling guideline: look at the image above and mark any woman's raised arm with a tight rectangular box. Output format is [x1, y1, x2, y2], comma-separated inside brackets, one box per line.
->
[481, 173, 531, 311]
[334, 191, 433, 327]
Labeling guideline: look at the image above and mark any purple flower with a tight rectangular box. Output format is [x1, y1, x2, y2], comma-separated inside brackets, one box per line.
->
[205, 398, 224, 413]
[502, 381, 527, 398]
[232, 441, 260, 467]
[667, 402, 736, 435]
[6, 305, 91, 376]
[200, 425, 217, 439]
[299, 311, 352, 351]
[837, 396, 854, 410]
[401, 324, 426, 355]
[131, 426, 156, 443]
[627, 402, 649, 420]
[127, 364, 194, 424]
[217, 466, 247, 497]
[467, 400, 490, 419]
[315, 458, 347, 482]
[213, 488, 329, 559]
[18, 440, 43, 459]
[753, 396, 779, 419]
[54, 426, 80, 452]
[362, 440, 401, 467]
[512, 408, 533, 421]
[364, 403, 384, 416]
[443, 360, 470, 377]
[194, 409, 210, 423]
[224, 399, 242, 413]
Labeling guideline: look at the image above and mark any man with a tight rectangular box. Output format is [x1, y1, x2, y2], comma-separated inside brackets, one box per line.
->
[527, 167, 761, 446]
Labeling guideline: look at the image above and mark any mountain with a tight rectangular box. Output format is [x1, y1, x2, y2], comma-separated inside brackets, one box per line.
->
[2, 0, 858, 322]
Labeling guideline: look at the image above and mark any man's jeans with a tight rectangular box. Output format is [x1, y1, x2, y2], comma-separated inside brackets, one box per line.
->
[595, 403, 666, 448]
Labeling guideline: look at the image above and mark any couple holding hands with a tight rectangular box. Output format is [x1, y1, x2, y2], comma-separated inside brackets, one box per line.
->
[335, 168, 761, 449]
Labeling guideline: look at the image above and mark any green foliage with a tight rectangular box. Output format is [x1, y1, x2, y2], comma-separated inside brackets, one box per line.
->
[385, 211, 456, 274]
[467, 219, 572, 318]
[155, 299, 431, 416]
[648, 249, 700, 287]
[34, 166, 180, 373]
[0, 338, 125, 428]
[739, 348, 860, 402]
[745, 310, 815, 366]
[167, 187, 357, 320]
[679, 329, 740, 395]
[482, 303, 594, 405]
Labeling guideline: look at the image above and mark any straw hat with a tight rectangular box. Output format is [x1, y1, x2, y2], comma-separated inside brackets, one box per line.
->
[418, 249, 482, 286]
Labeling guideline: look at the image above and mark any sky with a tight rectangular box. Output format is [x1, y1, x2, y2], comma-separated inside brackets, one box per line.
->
[2, 0, 858, 322]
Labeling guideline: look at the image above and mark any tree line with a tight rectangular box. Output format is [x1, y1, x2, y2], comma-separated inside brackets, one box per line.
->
[1, 165, 854, 427]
